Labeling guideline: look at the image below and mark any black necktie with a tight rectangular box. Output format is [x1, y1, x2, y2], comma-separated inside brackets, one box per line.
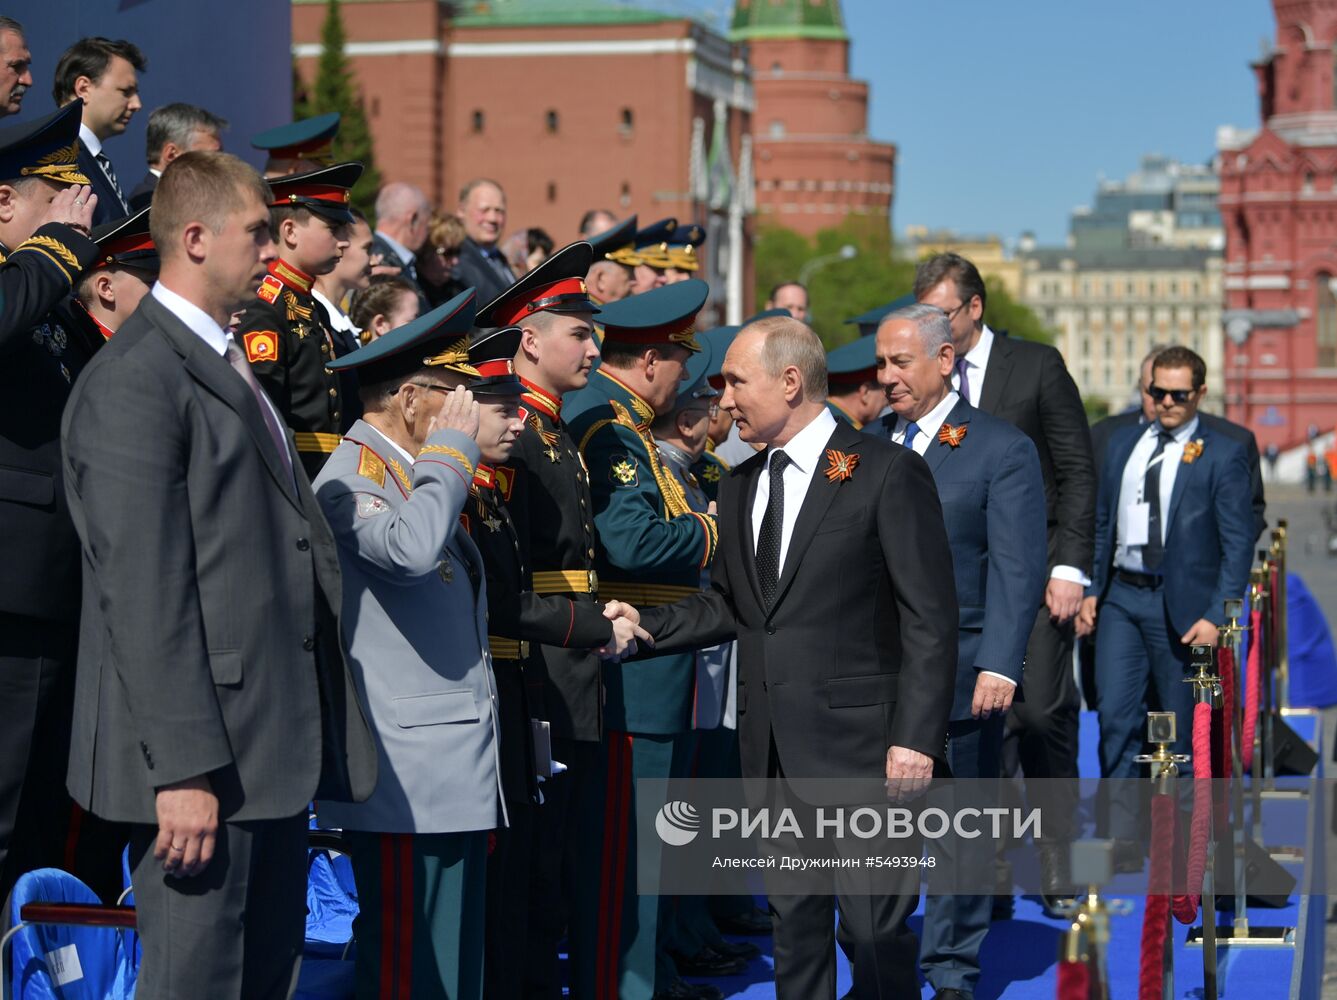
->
[1142, 429, 1173, 572]
[756, 450, 791, 607]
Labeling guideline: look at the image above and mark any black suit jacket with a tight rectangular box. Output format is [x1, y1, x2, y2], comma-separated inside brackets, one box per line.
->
[453, 237, 516, 305]
[1091, 408, 1267, 544]
[639, 419, 959, 782]
[61, 292, 376, 823]
[976, 332, 1096, 575]
[127, 170, 157, 211]
[77, 139, 129, 226]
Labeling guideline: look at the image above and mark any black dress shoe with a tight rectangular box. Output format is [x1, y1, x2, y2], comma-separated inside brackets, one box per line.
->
[669, 947, 746, 977]
[990, 856, 1014, 921]
[1113, 838, 1144, 874]
[654, 980, 723, 1000]
[932, 989, 969, 1000]
[1037, 841, 1072, 896]
[708, 937, 760, 961]
[715, 906, 772, 935]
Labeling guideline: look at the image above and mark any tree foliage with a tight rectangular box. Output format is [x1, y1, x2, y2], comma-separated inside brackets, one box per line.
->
[297, 0, 382, 216]
[753, 221, 1054, 350]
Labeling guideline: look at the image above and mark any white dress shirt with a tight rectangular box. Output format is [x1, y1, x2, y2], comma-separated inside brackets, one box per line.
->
[952, 324, 994, 406]
[891, 391, 959, 454]
[751, 407, 837, 570]
[78, 122, 104, 160]
[1114, 416, 1200, 573]
[312, 288, 360, 339]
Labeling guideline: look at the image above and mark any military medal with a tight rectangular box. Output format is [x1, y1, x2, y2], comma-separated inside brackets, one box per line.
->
[938, 423, 968, 448]
[545, 444, 560, 463]
[483, 514, 502, 533]
[823, 448, 859, 483]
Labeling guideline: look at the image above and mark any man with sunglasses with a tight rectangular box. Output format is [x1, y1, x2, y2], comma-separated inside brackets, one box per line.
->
[1078, 346, 1253, 864]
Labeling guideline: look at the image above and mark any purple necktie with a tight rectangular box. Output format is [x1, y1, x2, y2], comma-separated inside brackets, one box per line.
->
[226, 337, 297, 489]
[955, 356, 971, 404]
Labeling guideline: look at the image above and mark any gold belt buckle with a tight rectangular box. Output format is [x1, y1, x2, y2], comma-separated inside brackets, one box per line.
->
[519, 640, 531, 659]
[588, 569, 599, 594]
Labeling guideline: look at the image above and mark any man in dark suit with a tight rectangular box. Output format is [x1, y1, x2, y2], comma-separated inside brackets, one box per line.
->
[61, 151, 376, 999]
[454, 177, 517, 303]
[636, 315, 959, 999]
[876, 304, 1047, 1000]
[0, 103, 108, 905]
[127, 103, 227, 211]
[53, 37, 146, 225]
[1078, 346, 1253, 857]
[915, 252, 1095, 898]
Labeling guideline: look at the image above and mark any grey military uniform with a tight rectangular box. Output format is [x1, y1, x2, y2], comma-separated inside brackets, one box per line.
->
[314, 419, 506, 834]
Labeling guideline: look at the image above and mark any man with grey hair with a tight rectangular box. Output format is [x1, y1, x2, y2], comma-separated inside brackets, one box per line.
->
[875, 304, 1046, 1000]
[0, 17, 31, 119]
[636, 313, 959, 999]
[454, 177, 515, 302]
[128, 103, 227, 210]
[371, 181, 431, 306]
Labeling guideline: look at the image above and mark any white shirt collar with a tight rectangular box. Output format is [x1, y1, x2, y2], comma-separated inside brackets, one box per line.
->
[963, 323, 994, 371]
[312, 288, 357, 334]
[1151, 415, 1200, 445]
[79, 122, 103, 158]
[375, 230, 414, 268]
[768, 406, 837, 474]
[895, 390, 960, 443]
[149, 166, 162, 178]
[151, 281, 229, 356]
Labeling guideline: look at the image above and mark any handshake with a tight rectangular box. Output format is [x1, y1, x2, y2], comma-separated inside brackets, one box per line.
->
[595, 601, 656, 661]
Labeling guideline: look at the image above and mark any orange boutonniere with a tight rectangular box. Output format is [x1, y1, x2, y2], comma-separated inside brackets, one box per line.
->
[938, 423, 968, 448]
[1182, 439, 1205, 464]
[823, 448, 860, 482]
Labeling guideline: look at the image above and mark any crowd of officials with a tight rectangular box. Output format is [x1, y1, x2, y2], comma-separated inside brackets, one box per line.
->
[0, 20, 1266, 1000]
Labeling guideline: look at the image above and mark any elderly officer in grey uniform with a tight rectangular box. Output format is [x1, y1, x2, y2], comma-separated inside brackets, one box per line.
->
[314, 288, 504, 1000]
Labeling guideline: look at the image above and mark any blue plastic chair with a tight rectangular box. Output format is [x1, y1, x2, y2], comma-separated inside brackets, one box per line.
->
[2, 868, 135, 1000]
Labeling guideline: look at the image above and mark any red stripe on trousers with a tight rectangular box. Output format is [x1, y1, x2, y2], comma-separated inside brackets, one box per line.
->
[380, 835, 397, 999]
[398, 835, 414, 1000]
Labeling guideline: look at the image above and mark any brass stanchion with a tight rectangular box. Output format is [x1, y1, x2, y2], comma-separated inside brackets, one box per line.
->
[1134, 711, 1188, 1000]
[1055, 840, 1131, 1000]
[1181, 646, 1219, 1000]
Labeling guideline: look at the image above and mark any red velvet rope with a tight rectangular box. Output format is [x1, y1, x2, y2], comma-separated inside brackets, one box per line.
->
[1140, 793, 1175, 1000]
[1172, 701, 1213, 923]
[1057, 958, 1091, 1000]
[1242, 608, 1263, 771]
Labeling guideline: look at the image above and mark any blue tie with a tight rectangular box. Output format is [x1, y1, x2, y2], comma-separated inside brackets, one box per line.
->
[902, 420, 921, 452]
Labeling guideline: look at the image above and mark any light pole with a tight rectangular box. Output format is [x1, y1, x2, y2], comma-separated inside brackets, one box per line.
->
[797, 243, 858, 287]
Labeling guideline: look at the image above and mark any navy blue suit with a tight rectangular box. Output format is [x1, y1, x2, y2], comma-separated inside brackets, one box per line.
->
[76, 140, 128, 227]
[915, 398, 1048, 997]
[1090, 419, 1253, 839]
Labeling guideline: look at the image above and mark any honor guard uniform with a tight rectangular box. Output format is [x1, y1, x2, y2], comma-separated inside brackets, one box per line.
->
[316, 289, 505, 1000]
[0, 103, 121, 904]
[472, 242, 611, 997]
[251, 111, 340, 178]
[565, 279, 721, 1000]
[235, 161, 363, 479]
[62, 206, 159, 343]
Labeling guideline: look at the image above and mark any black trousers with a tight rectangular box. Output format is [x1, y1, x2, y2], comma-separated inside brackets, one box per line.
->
[1002, 605, 1081, 841]
[0, 613, 123, 906]
[128, 814, 307, 1000]
[485, 799, 538, 1000]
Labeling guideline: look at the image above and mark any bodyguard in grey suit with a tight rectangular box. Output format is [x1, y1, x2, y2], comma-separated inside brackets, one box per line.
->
[61, 152, 376, 1000]
[314, 290, 505, 1000]
[876, 305, 1047, 1000]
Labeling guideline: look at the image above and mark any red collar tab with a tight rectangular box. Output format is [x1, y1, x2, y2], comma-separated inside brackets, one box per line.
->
[493, 277, 590, 327]
[519, 376, 561, 420]
[473, 463, 496, 488]
[269, 258, 314, 295]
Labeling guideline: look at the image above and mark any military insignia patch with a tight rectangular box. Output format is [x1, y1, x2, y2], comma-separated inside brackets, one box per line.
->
[355, 493, 390, 518]
[701, 463, 721, 483]
[610, 455, 639, 486]
[495, 465, 516, 502]
[243, 330, 279, 363]
[357, 446, 387, 487]
[258, 275, 283, 303]
[823, 449, 860, 483]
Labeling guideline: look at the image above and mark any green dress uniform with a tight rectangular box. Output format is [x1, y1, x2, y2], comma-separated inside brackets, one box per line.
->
[563, 280, 719, 1000]
[691, 446, 729, 505]
[472, 242, 609, 999]
[235, 162, 363, 479]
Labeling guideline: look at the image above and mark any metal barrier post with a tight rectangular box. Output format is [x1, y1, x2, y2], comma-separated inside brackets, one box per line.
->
[1135, 711, 1189, 1000]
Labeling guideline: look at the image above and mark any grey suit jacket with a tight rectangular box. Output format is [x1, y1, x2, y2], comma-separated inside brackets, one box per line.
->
[61, 291, 377, 824]
[313, 421, 505, 834]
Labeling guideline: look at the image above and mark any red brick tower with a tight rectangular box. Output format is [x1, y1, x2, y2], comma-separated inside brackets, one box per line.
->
[734, 0, 895, 237]
[1219, 0, 1337, 447]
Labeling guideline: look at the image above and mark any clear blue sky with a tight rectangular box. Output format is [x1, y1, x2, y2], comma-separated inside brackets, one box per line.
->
[841, 0, 1276, 245]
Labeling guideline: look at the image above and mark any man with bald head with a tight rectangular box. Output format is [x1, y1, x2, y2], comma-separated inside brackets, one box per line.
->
[637, 315, 958, 999]
[372, 181, 430, 304]
[453, 177, 515, 302]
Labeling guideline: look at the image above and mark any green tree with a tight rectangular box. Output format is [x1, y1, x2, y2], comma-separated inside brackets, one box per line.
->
[301, 0, 381, 216]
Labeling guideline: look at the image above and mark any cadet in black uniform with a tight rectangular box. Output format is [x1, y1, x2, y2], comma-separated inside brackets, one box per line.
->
[234, 161, 363, 478]
[0, 102, 118, 903]
[61, 205, 159, 344]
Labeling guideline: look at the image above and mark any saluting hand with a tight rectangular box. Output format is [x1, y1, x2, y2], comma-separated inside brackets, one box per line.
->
[429, 385, 479, 440]
[41, 184, 97, 235]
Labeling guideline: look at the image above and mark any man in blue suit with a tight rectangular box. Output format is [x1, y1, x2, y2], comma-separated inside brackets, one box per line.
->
[1078, 345, 1253, 859]
[875, 304, 1048, 1000]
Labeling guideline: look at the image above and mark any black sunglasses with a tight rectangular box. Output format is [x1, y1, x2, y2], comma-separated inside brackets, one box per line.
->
[1146, 384, 1195, 405]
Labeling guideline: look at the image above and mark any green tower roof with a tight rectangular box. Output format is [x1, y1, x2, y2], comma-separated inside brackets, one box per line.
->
[452, 0, 676, 27]
[729, 0, 847, 41]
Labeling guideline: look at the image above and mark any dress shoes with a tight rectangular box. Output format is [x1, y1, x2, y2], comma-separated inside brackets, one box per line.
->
[653, 979, 723, 1000]
[669, 946, 746, 977]
[1113, 838, 1144, 874]
[715, 906, 772, 935]
[708, 937, 760, 961]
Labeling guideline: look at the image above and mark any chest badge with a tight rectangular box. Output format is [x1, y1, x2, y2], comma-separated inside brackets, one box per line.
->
[823, 449, 860, 483]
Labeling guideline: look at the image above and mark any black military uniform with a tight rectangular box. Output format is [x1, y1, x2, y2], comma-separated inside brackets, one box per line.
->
[473, 242, 608, 998]
[235, 162, 363, 478]
[56, 206, 160, 347]
[439, 325, 616, 1000]
[0, 104, 118, 903]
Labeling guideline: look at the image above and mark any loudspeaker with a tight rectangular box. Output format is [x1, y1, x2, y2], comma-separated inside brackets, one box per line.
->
[1213, 835, 1297, 910]
[1272, 715, 1318, 776]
